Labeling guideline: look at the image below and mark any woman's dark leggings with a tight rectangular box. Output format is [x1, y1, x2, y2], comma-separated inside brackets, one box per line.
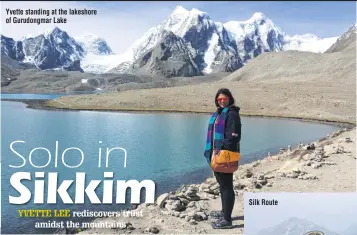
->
[214, 171, 235, 222]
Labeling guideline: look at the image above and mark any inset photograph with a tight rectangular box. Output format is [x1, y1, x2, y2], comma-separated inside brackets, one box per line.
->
[244, 192, 357, 235]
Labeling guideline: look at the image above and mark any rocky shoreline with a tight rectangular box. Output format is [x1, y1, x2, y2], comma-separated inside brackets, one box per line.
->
[72, 127, 356, 234]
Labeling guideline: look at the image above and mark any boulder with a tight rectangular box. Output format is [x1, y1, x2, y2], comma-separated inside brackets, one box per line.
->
[156, 193, 169, 208]
[164, 200, 185, 211]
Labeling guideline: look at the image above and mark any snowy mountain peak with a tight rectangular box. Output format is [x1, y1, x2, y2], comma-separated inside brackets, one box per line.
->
[44, 26, 64, 38]
[250, 12, 267, 22]
[74, 33, 113, 55]
[172, 5, 189, 15]
[51, 26, 62, 33]
[171, 5, 206, 16]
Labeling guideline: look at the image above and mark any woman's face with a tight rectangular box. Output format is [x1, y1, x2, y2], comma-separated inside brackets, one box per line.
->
[217, 94, 229, 108]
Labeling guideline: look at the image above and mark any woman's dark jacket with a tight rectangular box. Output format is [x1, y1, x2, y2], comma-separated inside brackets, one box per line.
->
[218, 105, 242, 152]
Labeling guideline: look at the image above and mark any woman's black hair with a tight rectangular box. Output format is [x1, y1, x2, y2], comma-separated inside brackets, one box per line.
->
[215, 88, 235, 108]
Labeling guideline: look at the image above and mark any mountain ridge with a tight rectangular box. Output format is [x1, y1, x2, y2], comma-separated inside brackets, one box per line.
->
[1, 6, 346, 77]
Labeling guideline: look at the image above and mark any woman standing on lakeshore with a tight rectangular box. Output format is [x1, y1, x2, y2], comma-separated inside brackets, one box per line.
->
[204, 88, 242, 229]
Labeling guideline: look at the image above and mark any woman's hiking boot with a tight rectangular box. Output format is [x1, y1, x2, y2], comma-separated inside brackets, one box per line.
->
[211, 218, 233, 229]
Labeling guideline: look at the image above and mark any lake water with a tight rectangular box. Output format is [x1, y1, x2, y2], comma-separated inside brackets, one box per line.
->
[0, 94, 341, 234]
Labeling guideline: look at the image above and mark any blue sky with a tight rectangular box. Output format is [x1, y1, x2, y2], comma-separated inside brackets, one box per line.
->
[82, 1, 355, 37]
[1, 1, 356, 53]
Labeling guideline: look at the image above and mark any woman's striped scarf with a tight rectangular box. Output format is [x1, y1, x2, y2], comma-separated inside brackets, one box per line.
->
[203, 107, 230, 164]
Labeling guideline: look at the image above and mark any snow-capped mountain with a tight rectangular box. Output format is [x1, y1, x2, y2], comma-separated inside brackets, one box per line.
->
[1, 27, 85, 71]
[74, 33, 113, 55]
[110, 5, 241, 74]
[283, 33, 339, 53]
[107, 6, 339, 76]
[254, 217, 340, 235]
[129, 31, 202, 77]
[1, 35, 25, 61]
[1, 28, 113, 72]
[1, 6, 344, 76]
[224, 12, 285, 61]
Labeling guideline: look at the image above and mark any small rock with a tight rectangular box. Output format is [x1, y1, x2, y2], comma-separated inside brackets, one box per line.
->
[187, 210, 196, 217]
[322, 161, 337, 166]
[209, 183, 220, 191]
[189, 220, 198, 225]
[265, 174, 275, 179]
[173, 211, 180, 217]
[257, 174, 265, 180]
[301, 174, 318, 180]
[165, 200, 185, 211]
[257, 178, 268, 186]
[252, 162, 260, 167]
[126, 222, 135, 230]
[187, 196, 201, 201]
[187, 201, 196, 208]
[277, 172, 286, 178]
[233, 182, 245, 190]
[307, 143, 315, 150]
[168, 194, 178, 200]
[199, 183, 210, 192]
[179, 197, 189, 205]
[196, 212, 208, 220]
[241, 169, 253, 178]
[311, 162, 322, 169]
[161, 210, 169, 216]
[149, 226, 159, 234]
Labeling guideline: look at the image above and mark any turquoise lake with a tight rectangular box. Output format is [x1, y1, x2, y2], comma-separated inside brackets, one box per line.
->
[1, 94, 341, 234]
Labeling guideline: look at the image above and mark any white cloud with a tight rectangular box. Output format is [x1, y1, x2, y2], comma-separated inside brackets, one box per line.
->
[1, 1, 174, 53]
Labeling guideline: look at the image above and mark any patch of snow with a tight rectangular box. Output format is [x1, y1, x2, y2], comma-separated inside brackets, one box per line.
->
[248, 12, 266, 22]
[23, 56, 35, 63]
[80, 51, 133, 74]
[284, 36, 338, 53]
[81, 79, 88, 83]
[190, 8, 207, 16]
[203, 33, 219, 74]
